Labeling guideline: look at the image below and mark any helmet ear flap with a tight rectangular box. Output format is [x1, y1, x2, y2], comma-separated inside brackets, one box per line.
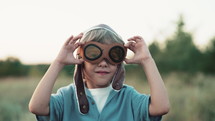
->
[112, 64, 125, 90]
[74, 64, 89, 114]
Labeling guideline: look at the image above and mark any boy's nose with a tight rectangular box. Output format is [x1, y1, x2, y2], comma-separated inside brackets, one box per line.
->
[98, 59, 108, 67]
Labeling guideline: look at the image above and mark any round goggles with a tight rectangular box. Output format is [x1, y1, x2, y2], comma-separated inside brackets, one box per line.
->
[78, 41, 127, 65]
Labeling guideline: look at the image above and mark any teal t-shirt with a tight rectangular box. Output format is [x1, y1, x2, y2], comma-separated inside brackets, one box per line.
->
[36, 84, 162, 121]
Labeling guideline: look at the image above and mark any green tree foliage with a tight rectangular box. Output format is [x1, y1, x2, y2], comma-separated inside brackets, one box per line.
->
[164, 16, 203, 72]
[149, 41, 161, 60]
[0, 57, 75, 77]
[203, 37, 215, 73]
[28, 64, 49, 76]
[0, 57, 29, 77]
[148, 41, 165, 73]
[150, 16, 203, 73]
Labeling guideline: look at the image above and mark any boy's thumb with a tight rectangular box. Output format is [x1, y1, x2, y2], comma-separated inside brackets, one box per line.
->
[124, 58, 133, 64]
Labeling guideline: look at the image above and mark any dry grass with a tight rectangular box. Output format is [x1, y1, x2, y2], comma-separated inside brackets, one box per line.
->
[0, 73, 214, 121]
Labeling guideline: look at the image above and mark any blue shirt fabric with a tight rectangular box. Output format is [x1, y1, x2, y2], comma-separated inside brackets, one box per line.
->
[36, 84, 162, 121]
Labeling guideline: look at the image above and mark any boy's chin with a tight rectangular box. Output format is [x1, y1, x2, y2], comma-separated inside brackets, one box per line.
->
[95, 83, 111, 88]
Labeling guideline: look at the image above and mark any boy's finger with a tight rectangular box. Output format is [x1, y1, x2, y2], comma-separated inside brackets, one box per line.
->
[124, 58, 134, 64]
[65, 35, 74, 45]
[69, 33, 83, 45]
[73, 42, 85, 49]
[125, 42, 136, 53]
[73, 43, 80, 49]
[124, 42, 131, 48]
[75, 58, 84, 64]
[73, 33, 83, 41]
[77, 42, 85, 46]
[128, 36, 144, 43]
[127, 38, 135, 42]
[124, 42, 135, 48]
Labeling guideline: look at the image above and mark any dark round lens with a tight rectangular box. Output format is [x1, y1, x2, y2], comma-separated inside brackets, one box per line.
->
[109, 46, 125, 63]
[84, 44, 102, 60]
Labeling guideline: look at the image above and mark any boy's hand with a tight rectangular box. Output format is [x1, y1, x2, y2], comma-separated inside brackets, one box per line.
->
[124, 36, 152, 65]
[55, 33, 84, 66]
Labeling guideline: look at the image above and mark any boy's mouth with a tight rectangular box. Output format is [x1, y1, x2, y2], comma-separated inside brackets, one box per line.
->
[95, 71, 110, 75]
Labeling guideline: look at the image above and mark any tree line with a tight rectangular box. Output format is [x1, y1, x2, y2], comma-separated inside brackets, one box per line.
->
[0, 17, 215, 77]
[149, 17, 215, 74]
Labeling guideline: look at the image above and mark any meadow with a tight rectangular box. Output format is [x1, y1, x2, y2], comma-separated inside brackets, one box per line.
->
[0, 72, 215, 121]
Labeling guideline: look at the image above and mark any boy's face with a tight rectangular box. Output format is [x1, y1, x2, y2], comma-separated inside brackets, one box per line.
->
[83, 60, 117, 89]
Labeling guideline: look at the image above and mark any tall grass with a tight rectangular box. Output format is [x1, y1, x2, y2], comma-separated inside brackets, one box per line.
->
[163, 73, 215, 121]
[0, 73, 214, 121]
[126, 72, 215, 121]
[0, 76, 71, 121]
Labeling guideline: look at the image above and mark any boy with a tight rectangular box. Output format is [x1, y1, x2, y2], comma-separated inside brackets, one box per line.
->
[29, 24, 170, 121]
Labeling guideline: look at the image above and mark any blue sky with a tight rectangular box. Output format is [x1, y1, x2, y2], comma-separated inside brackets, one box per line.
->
[0, 0, 215, 64]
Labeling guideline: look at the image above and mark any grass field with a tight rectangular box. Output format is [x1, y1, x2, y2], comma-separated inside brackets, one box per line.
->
[0, 73, 215, 121]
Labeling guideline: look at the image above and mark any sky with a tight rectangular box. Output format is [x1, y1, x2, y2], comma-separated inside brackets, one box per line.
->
[0, 0, 215, 64]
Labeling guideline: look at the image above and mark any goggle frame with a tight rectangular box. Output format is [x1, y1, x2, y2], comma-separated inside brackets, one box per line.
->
[78, 41, 127, 65]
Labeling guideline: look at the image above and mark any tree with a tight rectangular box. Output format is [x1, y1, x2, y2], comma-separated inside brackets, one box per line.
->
[0, 57, 29, 77]
[203, 37, 215, 73]
[162, 15, 203, 73]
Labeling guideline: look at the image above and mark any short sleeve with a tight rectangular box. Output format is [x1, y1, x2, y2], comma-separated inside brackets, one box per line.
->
[36, 89, 64, 121]
[130, 88, 162, 121]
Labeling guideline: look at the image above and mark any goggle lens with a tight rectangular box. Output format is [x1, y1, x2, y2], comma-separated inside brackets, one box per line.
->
[84, 44, 102, 60]
[109, 46, 125, 63]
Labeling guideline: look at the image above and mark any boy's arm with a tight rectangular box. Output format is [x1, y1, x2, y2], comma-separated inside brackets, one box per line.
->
[28, 61, 64, 115]
[141, 58, 170, 116]
[125, 36, 170, 116]
[28, 34, 84, 115]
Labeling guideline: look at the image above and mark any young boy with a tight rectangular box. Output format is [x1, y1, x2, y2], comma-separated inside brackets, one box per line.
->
[29, 24, 170, 121]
